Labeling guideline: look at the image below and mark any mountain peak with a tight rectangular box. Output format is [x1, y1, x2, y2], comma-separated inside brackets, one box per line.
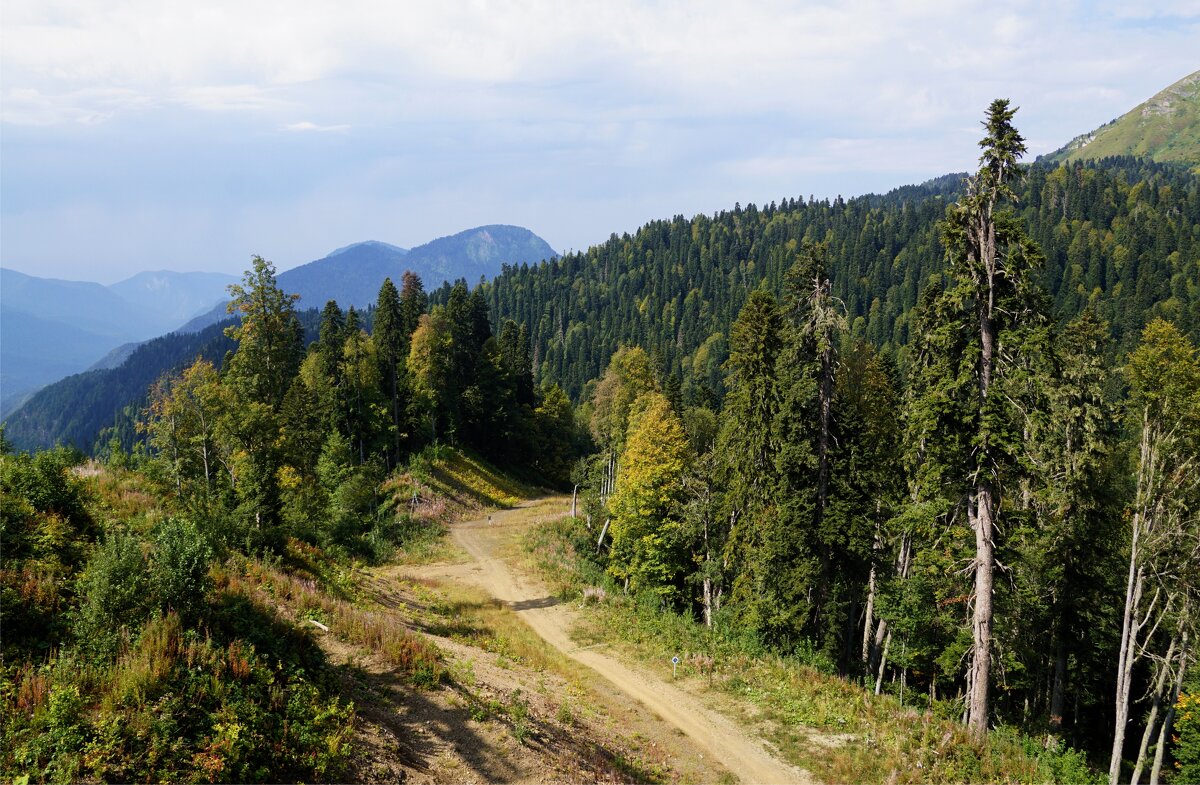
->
[1045, 70, 1200, 168]
[275, 225, 556, 309]
[325, 240, 409, 259]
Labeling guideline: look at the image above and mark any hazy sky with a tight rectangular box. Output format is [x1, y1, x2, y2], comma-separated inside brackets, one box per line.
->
[2, 1, 1197, 283]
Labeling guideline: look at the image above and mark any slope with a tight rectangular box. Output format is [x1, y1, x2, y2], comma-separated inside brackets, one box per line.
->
[108, 270, 238, 325]
[1045, 70, 1200, 168]
[279, 225, 557, 309]
[476, 158, 1198, 400]
[176, 225, 558, 332]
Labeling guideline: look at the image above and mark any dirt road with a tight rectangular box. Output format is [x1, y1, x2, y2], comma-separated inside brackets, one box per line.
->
[447, 499, 812, 785]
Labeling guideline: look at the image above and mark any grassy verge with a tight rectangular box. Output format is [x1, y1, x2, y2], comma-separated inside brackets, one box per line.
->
[384, 446, 540, 525]
[521, 516, 1100, 785]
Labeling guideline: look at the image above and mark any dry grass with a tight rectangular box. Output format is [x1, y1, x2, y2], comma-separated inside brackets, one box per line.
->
[383, 447, 539, 526]
[223, 558, 445, 685]
[526, 516, 1099, 785]
[413, 577, 573, 676]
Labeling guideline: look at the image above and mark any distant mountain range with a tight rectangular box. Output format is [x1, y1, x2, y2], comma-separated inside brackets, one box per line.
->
[178, 224, 558, 332]
[9, 68, 1197, 454]
[1, 224, 556, 422]
[1042, 70, 1200, 169]
[0, 269, 237, 417]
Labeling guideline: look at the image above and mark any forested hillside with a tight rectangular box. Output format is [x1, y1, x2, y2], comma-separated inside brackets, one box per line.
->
[9, 157, 1196, 456]
[558, 104, 1200, 781]
[476, 158, 1198, 401]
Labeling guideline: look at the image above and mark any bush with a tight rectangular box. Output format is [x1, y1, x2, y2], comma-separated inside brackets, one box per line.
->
[74, 531, 151, 659]
[1176, 683, 1200, 784]
[149, 518, 213, 623]
[0, 614, 355, 783]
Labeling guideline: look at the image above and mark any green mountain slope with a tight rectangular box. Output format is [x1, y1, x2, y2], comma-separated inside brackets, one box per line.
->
[9, 159, 1198, 453]
[1046, 70, 1200, 168]
[475, 158, 1198, 400]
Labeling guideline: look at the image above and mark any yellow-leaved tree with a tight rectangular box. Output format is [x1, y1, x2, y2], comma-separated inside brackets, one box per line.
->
[608, 392, 692, 602]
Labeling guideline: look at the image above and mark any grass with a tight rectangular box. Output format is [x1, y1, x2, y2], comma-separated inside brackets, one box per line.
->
[383, 446, 540, 526]
[411, 577, 573, 676]
[522, 515, 1100, 785]
[224, 555, 446, 687]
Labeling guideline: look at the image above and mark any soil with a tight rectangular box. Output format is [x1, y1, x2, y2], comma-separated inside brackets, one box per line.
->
[398, 497, 814, 785]
[306, 496, 762, 783]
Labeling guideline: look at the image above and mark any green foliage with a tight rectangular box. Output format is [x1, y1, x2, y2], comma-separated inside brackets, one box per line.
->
[1176, 675, 1200, 784]
[149, 517, 213, 623]
[74, 530, 152, 659]
[1, 613, 353, 784]
[608, 393, 691, 600]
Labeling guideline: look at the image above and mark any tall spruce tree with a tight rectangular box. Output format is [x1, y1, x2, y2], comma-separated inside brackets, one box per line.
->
[719, 290, 796, 641]
[374, 278, 405, 467]
[221, 256, 304, 542]
[936, 100, 1046, 737]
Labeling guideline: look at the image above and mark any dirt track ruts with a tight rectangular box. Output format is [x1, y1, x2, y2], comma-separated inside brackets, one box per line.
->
[450, 500, 812, 785]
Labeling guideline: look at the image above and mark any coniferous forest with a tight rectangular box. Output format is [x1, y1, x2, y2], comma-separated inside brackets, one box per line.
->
[3, 101, 1200, 783]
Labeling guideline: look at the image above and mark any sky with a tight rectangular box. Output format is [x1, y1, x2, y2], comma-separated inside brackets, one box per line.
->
[1, 1, 1198, 283]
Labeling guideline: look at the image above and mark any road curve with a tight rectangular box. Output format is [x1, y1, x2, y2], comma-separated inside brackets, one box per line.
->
[450, 501, 812, 785]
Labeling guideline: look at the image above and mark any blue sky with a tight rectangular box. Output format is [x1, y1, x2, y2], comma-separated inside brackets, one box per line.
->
[2, 0, 1197, 283]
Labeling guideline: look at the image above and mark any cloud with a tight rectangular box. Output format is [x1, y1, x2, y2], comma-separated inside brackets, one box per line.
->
[173, 85, 286, 112]
[284, 121, 351, 133]
[1, 86, 150, 125]
[2, 0, 1199, 279]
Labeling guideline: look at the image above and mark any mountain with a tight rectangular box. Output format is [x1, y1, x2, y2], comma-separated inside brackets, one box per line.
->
[1043, 70, 1200, 168]
[0, 309, 124, 418]
[176, 225, 557, 332]
[276, 240, 410, 310]
[10, 158, 1196, 454]
[0, 268, 235, 416]
[1, 269, 173, 416]
[0, 268, 167, 339]
[257, 225, 556, 312]
[108, 270, 238, 326]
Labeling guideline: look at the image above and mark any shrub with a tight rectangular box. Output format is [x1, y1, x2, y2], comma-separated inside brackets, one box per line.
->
[74, 531, 151, 659]
[1176, 684, 1200, 784]
[149, 518, 213, 623]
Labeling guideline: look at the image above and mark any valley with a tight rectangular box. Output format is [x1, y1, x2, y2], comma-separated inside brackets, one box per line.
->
[3, 62, 1200, 785]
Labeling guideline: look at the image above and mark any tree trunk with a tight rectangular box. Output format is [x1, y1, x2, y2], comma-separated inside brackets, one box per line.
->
[862, 559, 877, 666]
[1112, 412, 1155, 785]
[1049, 630, 1067, 732]
[1150, 632, 1189, 785]
[702, 573, 714, 628]
[874, 629, 891, 696]
[1131, 635, 1177, 785]
[596, 518, 610, 553]
[1110, 559, 1146, 785]
[968, 484, 996, 738]
[863, 517, 881, 665]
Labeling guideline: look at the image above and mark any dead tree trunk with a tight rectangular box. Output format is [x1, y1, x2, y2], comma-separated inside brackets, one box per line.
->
[1131, 635, 1178, 785]
[1150, 632, 1189, 785]
[1049, 630, 1067, 732]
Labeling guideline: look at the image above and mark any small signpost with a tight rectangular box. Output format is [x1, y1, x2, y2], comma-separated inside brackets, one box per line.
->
[671, 655, 680, 678]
